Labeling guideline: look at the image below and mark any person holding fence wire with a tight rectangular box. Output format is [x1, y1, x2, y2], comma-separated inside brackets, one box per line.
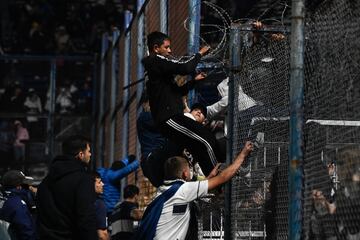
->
[143, 31, 224, 177]
[133, 141, 253, 240]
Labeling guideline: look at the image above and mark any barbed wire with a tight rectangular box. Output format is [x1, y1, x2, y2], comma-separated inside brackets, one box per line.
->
[179, 1, 291, 66]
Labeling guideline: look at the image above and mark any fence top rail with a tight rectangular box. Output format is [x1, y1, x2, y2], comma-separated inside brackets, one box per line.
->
[306, 119, 360, 126]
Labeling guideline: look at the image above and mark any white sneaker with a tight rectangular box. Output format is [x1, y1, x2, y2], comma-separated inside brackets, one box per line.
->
[254, 132, 264, 148]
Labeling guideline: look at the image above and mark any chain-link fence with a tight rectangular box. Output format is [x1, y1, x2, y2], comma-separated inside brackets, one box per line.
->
[229, 0, 360, 239]
[229, 23, 290, 239]
[303, 0, 360, 239]
[95, 0, 360, 239]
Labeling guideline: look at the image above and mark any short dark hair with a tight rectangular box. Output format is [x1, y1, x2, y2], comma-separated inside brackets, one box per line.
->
[111, 160, 125, 170]
[128, 154, 136, 163]
[147, 31, 170, 53]
[62, 135, 91, 156]
[164, 156, 189, 180]
[191, 102, 207, 118]
[123, 184, 140, 199]
[92, 171, 101, 181]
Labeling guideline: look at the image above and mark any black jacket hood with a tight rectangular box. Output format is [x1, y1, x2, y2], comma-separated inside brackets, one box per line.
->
[48, 155, 88, 182]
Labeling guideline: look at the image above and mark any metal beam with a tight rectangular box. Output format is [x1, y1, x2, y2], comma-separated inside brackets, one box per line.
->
[97, 33, 109, 166]
[187, 0, 201, 106]
[160, 0, 168, 33]
[122, 12, 132, 159]
[288, 0, 306, 239]
[47, 60, 57, 162]
[109, 29, 120, 165]
[225, 25, 242, 240]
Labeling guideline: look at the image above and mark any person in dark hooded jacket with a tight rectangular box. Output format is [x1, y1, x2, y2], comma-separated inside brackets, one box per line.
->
[0, 170, 37, 240]
[36, 135, 97, 240]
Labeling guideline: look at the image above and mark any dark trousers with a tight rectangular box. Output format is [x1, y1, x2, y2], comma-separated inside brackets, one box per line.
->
[141, 139, 182, 187]
[160, 114, 224, 176]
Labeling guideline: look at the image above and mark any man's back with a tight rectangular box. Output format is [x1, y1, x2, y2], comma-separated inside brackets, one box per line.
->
[154, 180, 208, 240]
[36, 155, 97, 240]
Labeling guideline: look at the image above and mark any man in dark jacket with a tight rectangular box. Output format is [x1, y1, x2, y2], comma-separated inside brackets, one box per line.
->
[110, 184, 143, 240]
[143, 31, 223, 176]
[0, 170, 37, 240]
[36, 135, 97, 240]
[137, 91, 182, 187]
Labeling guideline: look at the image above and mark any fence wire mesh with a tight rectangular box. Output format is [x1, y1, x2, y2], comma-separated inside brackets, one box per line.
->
[97, 0, 360, 238]
[230, 27, 290, 239]
[229, 0, 360, 239]
[198, 196, 225, 239]
[303, 0, 360, 239]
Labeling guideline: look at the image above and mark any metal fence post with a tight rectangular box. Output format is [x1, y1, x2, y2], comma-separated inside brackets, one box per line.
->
[136, 1, 146, 111]
[47, 59, 56, 162]
[160, 0, 168, 33]
[91, 54, 98, 170]
[225, 25, 241, 240]
[97, 33, 109, 167]
[136, 1, 146, 163]
[109, 29, 120, 166]
[187, 0, 201, 105]
[289, 0, 305, 239]
[122, 11, 132, 159]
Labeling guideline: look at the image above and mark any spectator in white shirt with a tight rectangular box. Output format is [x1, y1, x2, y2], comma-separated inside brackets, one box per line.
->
[24, 88, 42, 123]
[134, 141, 253, 240]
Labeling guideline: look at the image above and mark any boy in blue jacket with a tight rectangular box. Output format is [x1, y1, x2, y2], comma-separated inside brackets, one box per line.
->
[97, 155, 139, 215]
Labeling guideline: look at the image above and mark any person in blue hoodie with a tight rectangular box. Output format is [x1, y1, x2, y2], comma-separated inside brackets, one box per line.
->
[0, 170, 37, 240]
[97, 155, 139, 215]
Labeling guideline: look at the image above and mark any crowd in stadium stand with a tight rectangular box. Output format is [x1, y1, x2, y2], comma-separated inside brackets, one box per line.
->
[0, 63, 93, 168]
[1, 0, 135, 55]
[1, 76, 92, 113]
[0, 1, 120, 169]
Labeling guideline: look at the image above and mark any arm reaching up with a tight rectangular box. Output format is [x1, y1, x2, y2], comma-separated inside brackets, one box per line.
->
[208, 141, 253, 190]
[199, 46, 211, 56]
[207, 163, 221, 179]
[108, 160, 140, 182]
